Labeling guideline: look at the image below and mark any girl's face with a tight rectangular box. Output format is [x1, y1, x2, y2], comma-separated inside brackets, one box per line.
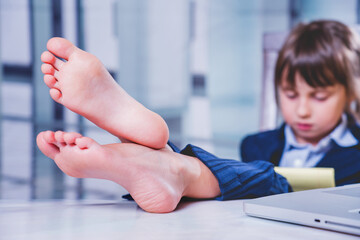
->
[278, 73, 349, 146]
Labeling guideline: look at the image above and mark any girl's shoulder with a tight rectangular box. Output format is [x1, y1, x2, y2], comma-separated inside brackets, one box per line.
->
[240, 124, 286, 154]
[240, 124, 286, 164]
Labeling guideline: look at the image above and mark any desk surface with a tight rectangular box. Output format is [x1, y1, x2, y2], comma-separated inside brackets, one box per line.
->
[1, 199, 358, 240]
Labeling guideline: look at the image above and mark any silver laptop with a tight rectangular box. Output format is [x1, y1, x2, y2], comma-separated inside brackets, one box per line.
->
[243, 183, 360, 235]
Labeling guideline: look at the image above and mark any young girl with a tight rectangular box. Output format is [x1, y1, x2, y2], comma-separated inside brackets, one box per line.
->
[37, 20, 360, 213]
[241, 20, 360, 187]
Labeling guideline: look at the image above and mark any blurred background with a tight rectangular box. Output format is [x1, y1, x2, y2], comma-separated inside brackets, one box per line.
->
[0, 0, 359, 200]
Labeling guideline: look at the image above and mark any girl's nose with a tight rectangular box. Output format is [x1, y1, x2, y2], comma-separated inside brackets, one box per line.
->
[296, 98, 311, 118]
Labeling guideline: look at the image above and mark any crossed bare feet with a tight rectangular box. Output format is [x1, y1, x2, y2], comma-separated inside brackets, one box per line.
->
[41, 37, 168, 149]
[37, 38, 220, 213]
[37, 130, 220, 213]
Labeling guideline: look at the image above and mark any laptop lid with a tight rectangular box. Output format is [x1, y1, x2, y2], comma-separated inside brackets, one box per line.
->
[243, 183, 360, 236]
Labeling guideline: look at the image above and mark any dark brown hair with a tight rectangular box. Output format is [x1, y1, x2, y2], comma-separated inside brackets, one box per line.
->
[275, 20, 360, 119]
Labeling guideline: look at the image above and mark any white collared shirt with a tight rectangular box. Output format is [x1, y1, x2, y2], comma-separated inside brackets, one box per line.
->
[279, 114, 358, 168]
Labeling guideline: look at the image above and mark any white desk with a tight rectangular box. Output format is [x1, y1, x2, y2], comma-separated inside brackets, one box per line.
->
[1, 199, 358, 240]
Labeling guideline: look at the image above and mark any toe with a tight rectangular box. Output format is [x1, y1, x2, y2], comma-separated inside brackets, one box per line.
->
[53, 57, 64, 70]
[54, 131, 65, 143]
[40, 51, 56, 65]
[41, 51, 55, 63]
[41, 63, 56, 75]
[49, 88, 62, 103]
[36, 131, 60, 159]
[43, 130, 56, 143]
[53, 69, 60, 79]
[47, 37, 76, 61]
[41, 51, 64, 70]
[64, 132, 83, 145]
[75, 137, 98, 150]
[44, 75, 58, 88]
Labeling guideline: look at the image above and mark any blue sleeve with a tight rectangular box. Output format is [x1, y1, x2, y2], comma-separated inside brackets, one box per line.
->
[168, 142, 291, 200]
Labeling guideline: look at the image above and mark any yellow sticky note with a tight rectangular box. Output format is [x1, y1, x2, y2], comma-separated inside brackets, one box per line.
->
[274, 167, 335, 192]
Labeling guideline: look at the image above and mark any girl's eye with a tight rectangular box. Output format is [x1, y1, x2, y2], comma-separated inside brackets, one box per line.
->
[313, 92, 329, 101]
[284, 91, 297, 99]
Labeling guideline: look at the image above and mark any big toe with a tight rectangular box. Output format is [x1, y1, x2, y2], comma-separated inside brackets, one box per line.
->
[36, 131, 60, 159]
[47, 37, 76, 60]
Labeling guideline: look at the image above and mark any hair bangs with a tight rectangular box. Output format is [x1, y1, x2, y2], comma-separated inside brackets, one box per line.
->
[281, 30, 343, 88]
[284, 57, 338, 88]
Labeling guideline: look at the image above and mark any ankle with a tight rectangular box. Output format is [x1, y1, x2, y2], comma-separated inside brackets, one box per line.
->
[179, 155, 202, 197]
[182, 156, 220, 199]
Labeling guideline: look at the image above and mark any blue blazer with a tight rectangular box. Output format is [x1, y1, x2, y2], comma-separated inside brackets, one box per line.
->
[240, 123, 360, 186]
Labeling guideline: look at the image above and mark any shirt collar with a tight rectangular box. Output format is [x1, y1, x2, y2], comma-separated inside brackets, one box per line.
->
[284, 114, 358, 151]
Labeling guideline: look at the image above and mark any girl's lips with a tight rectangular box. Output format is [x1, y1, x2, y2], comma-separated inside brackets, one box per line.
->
[297, 123, 312, 131]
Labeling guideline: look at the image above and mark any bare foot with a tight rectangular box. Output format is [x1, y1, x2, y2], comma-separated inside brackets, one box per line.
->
[40, 37, 168, 149]
[36, 131, 219, 213]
